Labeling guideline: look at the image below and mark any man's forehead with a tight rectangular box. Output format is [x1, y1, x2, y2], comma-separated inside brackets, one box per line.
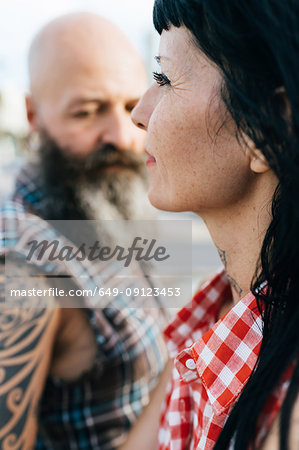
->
[33, 52, 147, 106]
[56, 69, 146, 107]
[29, 13, 147, 100]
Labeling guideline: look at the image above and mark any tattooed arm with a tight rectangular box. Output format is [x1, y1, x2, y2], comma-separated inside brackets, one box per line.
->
[0, 260, 61, 450]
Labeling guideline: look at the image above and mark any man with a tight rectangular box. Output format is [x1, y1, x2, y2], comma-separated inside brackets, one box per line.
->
[0, 13, 168, 449]
[24, 11, 154, 223]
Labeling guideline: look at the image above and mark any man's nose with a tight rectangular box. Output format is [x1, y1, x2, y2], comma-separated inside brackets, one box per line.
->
[101, 107, 137, 151]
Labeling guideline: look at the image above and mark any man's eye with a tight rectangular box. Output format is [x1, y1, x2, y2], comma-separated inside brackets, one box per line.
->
[153, 71, 171, 87]
[72, 111, 91, 118]
[125, 102, 138, 113]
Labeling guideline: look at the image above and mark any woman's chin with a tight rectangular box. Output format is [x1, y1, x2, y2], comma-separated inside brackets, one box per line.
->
[148, 191, 186, 213]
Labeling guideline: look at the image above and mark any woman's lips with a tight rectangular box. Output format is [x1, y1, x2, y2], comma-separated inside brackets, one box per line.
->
[145, 149, 156, 167]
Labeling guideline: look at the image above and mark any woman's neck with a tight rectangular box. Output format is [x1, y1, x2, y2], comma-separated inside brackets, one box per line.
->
[211, 217, 263, 304]
[199, 172, 277, 304]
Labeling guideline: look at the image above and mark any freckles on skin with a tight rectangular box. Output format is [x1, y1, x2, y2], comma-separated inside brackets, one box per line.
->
[145, 26, 255, 213]
[147, 79, 219, 207]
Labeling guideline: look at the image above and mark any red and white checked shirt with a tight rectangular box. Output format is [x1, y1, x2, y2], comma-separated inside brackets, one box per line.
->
[159, 269, 291, 449]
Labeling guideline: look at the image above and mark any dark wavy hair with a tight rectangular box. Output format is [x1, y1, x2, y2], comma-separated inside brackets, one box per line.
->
[153, 0, 299, 448]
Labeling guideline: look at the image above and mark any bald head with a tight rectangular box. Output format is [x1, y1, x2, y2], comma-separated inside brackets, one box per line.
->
[28, 12, 145, 99]
[26, 12, 147, 157]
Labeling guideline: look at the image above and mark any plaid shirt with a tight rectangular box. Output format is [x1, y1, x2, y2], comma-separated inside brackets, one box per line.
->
[158, 270, 291, 449]
[0, 163, 168, 449]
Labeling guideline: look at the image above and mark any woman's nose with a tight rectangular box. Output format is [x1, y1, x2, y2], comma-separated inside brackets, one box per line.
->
[131, 84, 156, 131]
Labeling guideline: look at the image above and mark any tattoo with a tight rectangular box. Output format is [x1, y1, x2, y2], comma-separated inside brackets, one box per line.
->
[226, 274, 243, 298]
[216, 245, 243, 299]
[0, 261, 56, 449]
[216, 245, 227, 269]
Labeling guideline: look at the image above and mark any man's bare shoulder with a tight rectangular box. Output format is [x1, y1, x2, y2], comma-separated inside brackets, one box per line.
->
[0, 257, 61, 448]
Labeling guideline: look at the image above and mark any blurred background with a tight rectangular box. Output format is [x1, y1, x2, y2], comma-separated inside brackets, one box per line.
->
[0, 0, 221, 286]
[0, 0, 160, 200]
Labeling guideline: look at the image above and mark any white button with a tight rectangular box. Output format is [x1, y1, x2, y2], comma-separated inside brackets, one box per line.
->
[185, 359, 196, 370]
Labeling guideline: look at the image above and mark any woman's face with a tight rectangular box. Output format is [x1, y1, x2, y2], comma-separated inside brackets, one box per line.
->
[132, 26, 256, 213]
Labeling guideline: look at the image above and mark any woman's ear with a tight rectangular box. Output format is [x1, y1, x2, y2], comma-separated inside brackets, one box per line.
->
[243, 135, 270, 174]
[247, 86, 290, 174]
[249, 148, 270, 174]
[273, 86, 292, 123]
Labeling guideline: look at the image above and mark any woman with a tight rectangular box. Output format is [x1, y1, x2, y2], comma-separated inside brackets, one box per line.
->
[131, 0, 299, 449]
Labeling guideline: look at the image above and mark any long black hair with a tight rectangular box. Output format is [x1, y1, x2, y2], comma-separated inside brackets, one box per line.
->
[153, 0, 299, 448]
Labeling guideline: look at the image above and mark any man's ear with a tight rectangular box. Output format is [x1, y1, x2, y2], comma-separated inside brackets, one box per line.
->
[25, 95, 39, 132]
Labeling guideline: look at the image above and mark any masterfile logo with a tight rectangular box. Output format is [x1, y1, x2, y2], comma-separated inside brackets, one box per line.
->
[26, 237, 170, 267]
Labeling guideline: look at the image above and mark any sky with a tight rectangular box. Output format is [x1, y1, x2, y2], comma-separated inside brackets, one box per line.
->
[0, 0, 158, 91]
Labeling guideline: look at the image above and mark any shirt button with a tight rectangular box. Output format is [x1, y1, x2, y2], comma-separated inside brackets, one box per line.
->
[185, 358, 196, 370]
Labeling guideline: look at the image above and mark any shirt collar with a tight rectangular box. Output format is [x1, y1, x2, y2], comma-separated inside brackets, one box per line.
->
[164, 269, 263, 416]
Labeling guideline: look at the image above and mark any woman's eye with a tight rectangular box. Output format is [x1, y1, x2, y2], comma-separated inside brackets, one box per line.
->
[153, 71, 171, 87]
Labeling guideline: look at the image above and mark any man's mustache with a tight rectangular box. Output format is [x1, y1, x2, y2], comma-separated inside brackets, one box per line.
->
[81, 144, 145, 174]
[38, 130, 147, 180]
[35, 131, 149, 221]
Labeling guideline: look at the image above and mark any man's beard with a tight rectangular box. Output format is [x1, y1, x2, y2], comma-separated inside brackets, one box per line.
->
[36, 130, 155, 223]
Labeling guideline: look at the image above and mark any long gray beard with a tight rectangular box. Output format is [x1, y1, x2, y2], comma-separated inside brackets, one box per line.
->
[33, 130, 157, 245]
[77, 170, 157, 247]
[78, 170, 156, 221]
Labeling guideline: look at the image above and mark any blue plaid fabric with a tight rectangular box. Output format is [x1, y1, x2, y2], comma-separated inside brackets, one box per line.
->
[0, 163, 168, 449]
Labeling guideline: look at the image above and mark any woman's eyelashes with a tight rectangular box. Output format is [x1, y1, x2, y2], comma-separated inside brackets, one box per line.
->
[153, 71, 171, 87]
